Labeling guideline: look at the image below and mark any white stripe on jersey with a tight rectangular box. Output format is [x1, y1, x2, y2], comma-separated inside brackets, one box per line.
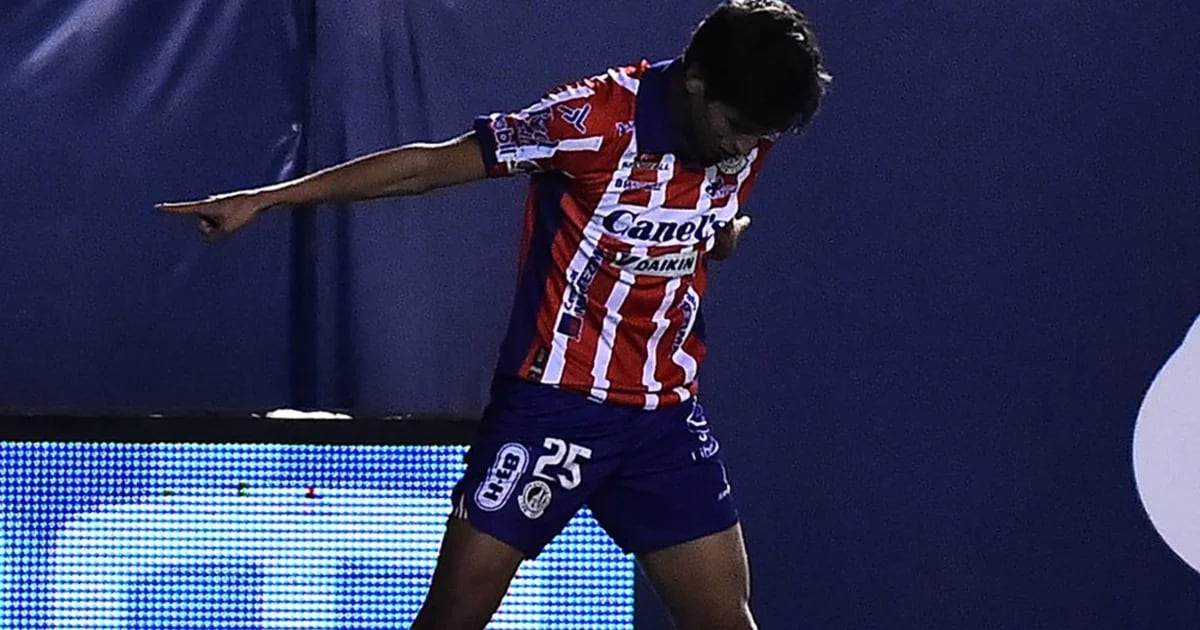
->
[638, 158, 680, 409]
[589, 268, 632, 401]
[703, 146, 760, 251]
[522, 85, 596, 113]
[667, 164, 718, 391]
[642, 277, 682, 410]
[542, 134, 640, 388]
[608, 67, 640, 94]
[503, 136, 606, 162]
[672, 149, 761, 399]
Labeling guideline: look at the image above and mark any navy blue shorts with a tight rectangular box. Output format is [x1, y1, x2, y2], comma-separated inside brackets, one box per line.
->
[450, 378, 739, 558]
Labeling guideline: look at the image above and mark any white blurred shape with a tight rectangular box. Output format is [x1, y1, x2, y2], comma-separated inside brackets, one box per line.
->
[1134, 314, 1200, 575]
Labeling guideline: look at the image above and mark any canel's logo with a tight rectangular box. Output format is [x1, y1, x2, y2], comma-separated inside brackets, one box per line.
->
[1134, 314, 1200, 575]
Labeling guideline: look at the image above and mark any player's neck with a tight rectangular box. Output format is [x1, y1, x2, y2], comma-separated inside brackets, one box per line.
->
[663, 60, 706, 171]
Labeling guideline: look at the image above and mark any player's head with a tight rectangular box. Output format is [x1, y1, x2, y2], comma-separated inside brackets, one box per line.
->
[681, 0, 831, 163]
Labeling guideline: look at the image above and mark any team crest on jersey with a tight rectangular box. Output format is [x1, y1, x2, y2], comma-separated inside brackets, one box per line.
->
[557, 103, 592, 134]
[717, 154, 749, 175]
[518, 480, 553, 519]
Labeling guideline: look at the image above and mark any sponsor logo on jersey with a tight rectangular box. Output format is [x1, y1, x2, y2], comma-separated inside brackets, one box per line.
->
[528, 346, 550, 380]
[705, 178, 739, 200]
[474, 443, 529, 511]
[491, 110, 552, 160]
[558, 248, 605, 340]
[671, 290, 699, 353]
[611, 250, 698, 277]
[518, 480, 553, 519]
[616, 120, 635, 135]
[614, 177, 664, 192]
[601, 209, 728, 244]
[557, 103, 592, 134]
[620, 153, 671, 171]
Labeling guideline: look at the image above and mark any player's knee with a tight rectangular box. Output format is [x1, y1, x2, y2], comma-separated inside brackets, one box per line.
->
[412, 587, 497, 630]
[675, 596, 756, 630]
[678, 611, 756, 630]
[412, 560, 516, 629]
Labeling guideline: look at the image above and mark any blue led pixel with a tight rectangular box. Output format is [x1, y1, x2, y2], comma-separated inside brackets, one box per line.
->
[0, 442, 633, 629]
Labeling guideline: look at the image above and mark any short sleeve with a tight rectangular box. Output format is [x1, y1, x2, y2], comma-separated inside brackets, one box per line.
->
[473, 76, 625, 179]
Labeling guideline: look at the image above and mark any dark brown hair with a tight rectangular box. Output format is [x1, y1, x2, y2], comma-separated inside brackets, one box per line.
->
[684, 0, 832, 133]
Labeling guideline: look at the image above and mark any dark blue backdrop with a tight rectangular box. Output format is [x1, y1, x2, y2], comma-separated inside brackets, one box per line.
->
[2, 1, 1199, 628]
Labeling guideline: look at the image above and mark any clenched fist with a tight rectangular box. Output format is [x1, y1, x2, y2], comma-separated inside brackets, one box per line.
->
[708, 215, 752, 261]
[156, 191, 272, 242]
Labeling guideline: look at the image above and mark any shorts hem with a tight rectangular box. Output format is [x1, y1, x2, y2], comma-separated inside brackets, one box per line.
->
[452, 512, 549, 560]
[620, 513, 741, 556]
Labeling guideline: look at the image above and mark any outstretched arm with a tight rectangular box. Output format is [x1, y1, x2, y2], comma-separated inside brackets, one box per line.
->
[156, 132, 486, 241]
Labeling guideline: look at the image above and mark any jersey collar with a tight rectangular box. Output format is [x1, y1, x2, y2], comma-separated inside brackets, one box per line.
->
[634, 58, 683, 155]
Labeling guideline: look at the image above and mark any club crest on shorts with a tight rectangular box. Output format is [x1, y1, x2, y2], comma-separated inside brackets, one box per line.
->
[474, 443, 529, 512]
[518, 480, 553, 519]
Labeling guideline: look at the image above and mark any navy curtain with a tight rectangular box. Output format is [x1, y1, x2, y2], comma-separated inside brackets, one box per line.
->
[2, 1, 1199, 627]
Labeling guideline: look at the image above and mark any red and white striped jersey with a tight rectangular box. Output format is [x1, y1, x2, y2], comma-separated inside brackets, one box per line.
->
[474, 59, 773, 409]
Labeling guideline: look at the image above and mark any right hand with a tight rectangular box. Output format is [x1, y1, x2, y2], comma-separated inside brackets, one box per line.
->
[156, 191, 271, 242]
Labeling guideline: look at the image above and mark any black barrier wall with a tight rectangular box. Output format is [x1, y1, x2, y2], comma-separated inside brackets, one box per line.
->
[2, 2, 1200, 628]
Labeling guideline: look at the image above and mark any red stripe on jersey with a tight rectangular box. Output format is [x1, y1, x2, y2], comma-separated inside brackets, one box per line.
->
[663, 163, 702, 209]
[599, 272, 672, 406]
[651, 278, 691, 393]
[616, 166, 657, 207]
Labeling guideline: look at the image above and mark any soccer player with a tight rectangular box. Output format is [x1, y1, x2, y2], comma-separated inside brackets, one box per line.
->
[158, 1, 829, 627]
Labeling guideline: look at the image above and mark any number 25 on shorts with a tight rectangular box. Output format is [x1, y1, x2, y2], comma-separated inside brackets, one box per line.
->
[532, 438, 592, 490]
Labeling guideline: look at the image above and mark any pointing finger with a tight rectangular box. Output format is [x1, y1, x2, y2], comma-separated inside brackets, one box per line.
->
[156, 201, 203, 214]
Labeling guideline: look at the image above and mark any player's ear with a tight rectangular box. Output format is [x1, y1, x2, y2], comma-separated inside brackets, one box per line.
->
[684, 64, 707, 98]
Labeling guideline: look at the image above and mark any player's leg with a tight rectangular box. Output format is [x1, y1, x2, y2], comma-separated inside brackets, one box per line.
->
[410, 517, 524, 630]
[637, 522, 757, 630]
[588, 399, 755, 629]
[414, 377, 627, 628]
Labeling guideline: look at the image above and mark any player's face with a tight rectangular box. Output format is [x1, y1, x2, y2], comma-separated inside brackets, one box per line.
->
[682, 71, 775, 166]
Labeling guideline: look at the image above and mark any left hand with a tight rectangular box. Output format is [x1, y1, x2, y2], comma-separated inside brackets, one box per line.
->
[708, 215, 752, 261]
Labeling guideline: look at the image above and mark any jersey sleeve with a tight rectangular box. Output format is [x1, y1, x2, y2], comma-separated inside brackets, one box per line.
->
[473, 74, 625, 179]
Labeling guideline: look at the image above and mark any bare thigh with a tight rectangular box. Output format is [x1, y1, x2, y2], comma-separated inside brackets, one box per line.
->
[411, 517, 525, 630]
[638, 523, 758, 630]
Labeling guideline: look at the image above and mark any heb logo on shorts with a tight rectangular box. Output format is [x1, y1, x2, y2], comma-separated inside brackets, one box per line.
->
[611, 250, 698, 278]
[475, 443, 529, 511]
